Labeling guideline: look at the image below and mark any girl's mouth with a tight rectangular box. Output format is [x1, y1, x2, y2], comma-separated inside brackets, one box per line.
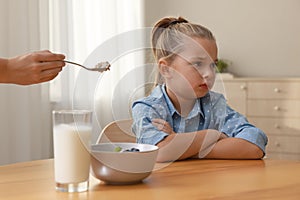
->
[199, 83, 208, 89]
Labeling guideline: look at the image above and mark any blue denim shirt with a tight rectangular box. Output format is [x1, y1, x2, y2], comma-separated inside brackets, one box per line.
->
[132, 85, 268, 153]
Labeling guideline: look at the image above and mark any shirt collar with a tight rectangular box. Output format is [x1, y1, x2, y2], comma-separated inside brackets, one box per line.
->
[161, 85, 178, 116]
[188, 99, 202, 119]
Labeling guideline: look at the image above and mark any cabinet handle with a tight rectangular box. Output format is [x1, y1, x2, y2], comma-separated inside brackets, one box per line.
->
[274, 124, 280, 129]
[273, 106, 280, 111]
[240, 85, 247, 90]
[274, 88, 280, 93]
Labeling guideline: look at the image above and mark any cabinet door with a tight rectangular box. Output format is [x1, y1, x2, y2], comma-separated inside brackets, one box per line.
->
[213, 81, 247, 115]
[267, 135, 300, 154]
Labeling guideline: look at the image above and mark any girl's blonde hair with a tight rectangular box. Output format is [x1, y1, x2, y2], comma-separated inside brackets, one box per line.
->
[151, 16, 216, 86]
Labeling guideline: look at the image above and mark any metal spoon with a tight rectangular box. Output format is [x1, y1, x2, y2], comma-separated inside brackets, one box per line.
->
[64, 60, 111, 72]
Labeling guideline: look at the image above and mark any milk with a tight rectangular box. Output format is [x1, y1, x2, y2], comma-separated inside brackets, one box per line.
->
[53, 124, 91, 184]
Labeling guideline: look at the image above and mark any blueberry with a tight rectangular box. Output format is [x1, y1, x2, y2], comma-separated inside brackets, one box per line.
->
[131, 148, 140, 152]
[124, 147, 140, 152]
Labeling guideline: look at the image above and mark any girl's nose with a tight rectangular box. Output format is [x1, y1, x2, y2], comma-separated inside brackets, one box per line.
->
[198, 67, 210, 79]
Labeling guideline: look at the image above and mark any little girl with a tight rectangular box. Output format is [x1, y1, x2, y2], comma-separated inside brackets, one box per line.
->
[132, 16, 268, 162]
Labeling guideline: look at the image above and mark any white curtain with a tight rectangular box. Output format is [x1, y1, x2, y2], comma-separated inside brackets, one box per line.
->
[0, 0, 145, 165]
[0, 0, 52, 165]
[49, 0, 146, 142]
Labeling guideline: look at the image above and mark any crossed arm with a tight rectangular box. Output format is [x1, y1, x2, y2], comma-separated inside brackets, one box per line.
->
[152, 118, 264, 162]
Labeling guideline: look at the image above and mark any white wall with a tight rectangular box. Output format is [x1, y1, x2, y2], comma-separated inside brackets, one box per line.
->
[144, 0, 300, 77]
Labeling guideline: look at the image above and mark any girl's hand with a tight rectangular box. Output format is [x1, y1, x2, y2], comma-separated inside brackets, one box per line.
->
[152, 118, 175, 135]
[219, 132, 228, 140]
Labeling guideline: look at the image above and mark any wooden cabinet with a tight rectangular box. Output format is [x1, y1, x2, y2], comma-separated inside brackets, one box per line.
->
[213, 77, 300, 160]
[213, 79, 247, 115]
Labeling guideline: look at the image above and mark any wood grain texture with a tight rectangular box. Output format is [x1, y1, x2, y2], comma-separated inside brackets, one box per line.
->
[1, 159, 300, 200]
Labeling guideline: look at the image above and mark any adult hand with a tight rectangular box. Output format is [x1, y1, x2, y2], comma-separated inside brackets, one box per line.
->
[1, 50, 65, 85]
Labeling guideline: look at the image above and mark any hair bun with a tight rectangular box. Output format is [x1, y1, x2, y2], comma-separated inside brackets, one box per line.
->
[167, 17, 188, 27]
[154, 16, 189, 30]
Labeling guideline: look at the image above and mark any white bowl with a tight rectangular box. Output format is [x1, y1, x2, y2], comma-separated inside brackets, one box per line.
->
[90, 143, 159, 184]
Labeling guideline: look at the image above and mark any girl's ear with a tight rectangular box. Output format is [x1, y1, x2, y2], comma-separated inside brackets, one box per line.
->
[158, 59, 172, 78]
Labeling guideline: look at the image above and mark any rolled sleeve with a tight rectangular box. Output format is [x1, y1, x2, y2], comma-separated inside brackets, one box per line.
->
[219, 105, 268, 153]
[234, 127, 268, 153]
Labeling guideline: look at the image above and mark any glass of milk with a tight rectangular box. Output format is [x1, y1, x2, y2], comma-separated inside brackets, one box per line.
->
[52, 110, 92, 192]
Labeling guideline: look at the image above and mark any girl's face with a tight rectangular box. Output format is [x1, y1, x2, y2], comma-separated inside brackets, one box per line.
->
[161, 37, 218, 100]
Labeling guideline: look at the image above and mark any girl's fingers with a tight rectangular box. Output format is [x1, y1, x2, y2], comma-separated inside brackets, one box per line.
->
[152, 118, 170, 128]
[152, 121, 164, 130]
[152, 120, 173, 134]
[151, 118, 167, 124]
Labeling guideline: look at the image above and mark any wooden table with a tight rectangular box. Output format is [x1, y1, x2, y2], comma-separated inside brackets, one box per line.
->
[1, 159, 300, 200]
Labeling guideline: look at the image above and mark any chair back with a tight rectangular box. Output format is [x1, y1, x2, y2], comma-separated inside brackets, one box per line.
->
[96, 119, 136, 143]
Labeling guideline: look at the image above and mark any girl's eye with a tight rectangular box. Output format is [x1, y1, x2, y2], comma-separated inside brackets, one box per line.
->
[192, 61, 203, 68]
[210, 62, 217, 68]
[191, 61, 217, 70]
